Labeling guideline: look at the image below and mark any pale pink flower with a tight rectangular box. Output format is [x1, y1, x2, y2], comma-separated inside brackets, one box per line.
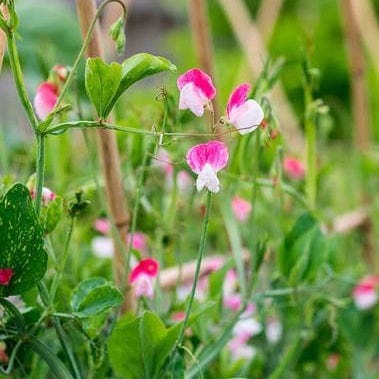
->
[171, 311, 186, 322]
[186, 140, 229, 193]
[283, 156, 305, 180]
[232, 196, 252, 222]
[133, 273, 155, 298]
[0, 269, 13, 286]
[154, 148, 174, 177]
[94, 218, 111, 235]
[223, 293, 242, 311]
[353, 275, 379, 310]
[204, 256, 224, 273]
[233, 318, 262, 341]
[177, 68, 216, 117]
[228, 336, 256, 362]
[177, 276, 208, 302]
[127, 232, 147, 254]
[30, 186, 56, 206]
[226, 83, 264, 135]
[177, 170, 193, 194]
[265, 319, 282, 344]
[34, 82, 59, 120]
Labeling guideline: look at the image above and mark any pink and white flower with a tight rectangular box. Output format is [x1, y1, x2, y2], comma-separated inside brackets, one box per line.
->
[177, 68, 216, 117]
[30, 186, 56, 206]
[228, 337, 256, 361]
[226, 83, 264, 135]
[34, 82, 59, 120]
[232, 196, 252, 222]
[283, 156, 305, 180]
[129, 258, 159, 299]
[353, 275, 379, 310]
[94, 218, 111, 235]
[186, 140, 229, 193]
[0, 269, 13, 286]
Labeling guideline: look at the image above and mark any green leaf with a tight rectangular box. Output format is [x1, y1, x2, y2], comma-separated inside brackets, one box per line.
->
[85, 58, 122, 119]
[103, 53, 176, 116]
[71, 277, 123, 318]
[0, 183, 48, 296]
[45, 196, 63, 233]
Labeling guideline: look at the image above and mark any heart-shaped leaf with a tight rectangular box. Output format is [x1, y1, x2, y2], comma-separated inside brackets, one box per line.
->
[85, 58, 122, 119]
[71, 277, 123, 318]
[0, 183, 48, 296]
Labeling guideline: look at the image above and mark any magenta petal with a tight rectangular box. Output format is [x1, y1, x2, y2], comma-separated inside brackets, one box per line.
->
[226, 83, 251, 118]
[34, 82, 58, 120]
[0, 269, 13, 286]
[186, 140, 229, 173]
[177, 68, 216, 100]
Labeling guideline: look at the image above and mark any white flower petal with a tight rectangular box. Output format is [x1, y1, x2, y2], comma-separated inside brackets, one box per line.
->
[196, 163, 220, 193]
[179, 82, 207, 117]
[229, 99, 264, 135]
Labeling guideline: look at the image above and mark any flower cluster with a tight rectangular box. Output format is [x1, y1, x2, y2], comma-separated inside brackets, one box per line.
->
[178, 68, 264, 193]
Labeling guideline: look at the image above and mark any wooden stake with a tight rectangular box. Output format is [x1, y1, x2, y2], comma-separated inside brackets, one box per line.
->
[256, 0, 284, 42]
[188, 0, 221, 135]
[340, 0, 371, 150]
[0, 5, 8, 73]
[218, 0, 304, 153]
[76, 0, 134, 311]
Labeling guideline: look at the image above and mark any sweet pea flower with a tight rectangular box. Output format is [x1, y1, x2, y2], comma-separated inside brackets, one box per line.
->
[226, 83, 264, 135]
[223, 293, 242, 311]
[232, 196, 252, 222]
[30, 186, 56, 206]
[186, 140, 229, 193]
[283, 156, 305, 180]
[34, 82, 59, 120]
[129, 258, 159, 299]
[177, 68, 216, 117]
[127, 232, 148, 254]
[94, 218, 111, 235]
[353, 275, 379, 310]
[0, 269, 13, 286]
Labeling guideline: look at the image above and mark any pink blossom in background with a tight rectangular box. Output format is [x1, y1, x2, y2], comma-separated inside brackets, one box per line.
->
[327, 353, 340, 371]
[223, 269, 238, 296]
[177, 68, 216, 117]
[30, 186, 56, 206]
[154, 149, 174, 177]
[226, 83, 264, 135]
[171, 311, 186, 322]
[283, 156, 305, 180]
[223, 293, 242, 311]
[232, 196, 252, 222]
[228, 336, 256, 362]
[186, 140, 229, 193]
[265, 318, 282, 344]
[127, 232, 147, 254]
[177, 170, 193, 194]
[34, 82, 59, 120]
[129, 258, 159, 299]
[204, 256, 224, 273]
[133, 273, 155, 298]
[233, 318, 262, 341]
[177, 276, 208, 302]
[94, 218, 111, 235]
[0, 269, 13, 286]
[352, 275, 379, 310]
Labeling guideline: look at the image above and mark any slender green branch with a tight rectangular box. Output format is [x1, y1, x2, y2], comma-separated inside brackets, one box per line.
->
[176, 191, 212, 348]
[6, 30, 39, 132]
[35, 134, 46, 215]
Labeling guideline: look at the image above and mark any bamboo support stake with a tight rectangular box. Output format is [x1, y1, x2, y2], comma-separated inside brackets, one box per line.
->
[340, 0, 371, 150]
[0, 5, 8, 73]
[256, 0, 284, 42]
[188, 0, 221, 135]
[76, 0, 134, 310]
[218, 0, 304, 153]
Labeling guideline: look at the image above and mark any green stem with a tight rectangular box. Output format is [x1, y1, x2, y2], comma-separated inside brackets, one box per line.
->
[35, 134, 46, 215]
[176, 191, 212, 348]
[49, 217, 75, 305]
[6, 30, 39, 132]
[305, 111, 316, 211]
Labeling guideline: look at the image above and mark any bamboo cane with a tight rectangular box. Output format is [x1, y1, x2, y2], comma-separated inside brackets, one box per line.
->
[256, 0, 284, 42]
[218, 0, 304, 153]
[76, 0, 134, 311]
[340, 0, 371, 150]
[0, 5, 8, 73]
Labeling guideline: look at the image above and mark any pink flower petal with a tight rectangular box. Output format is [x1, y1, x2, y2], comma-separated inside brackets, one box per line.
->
[34, 82, 58, 120]
[94, 218, 111, 235]
[229, 99, 264, 135]
[133, 273, 155, 298]
[186, 141, 229, 174]
[177, 68, 216, 100]
[127, 232, 148, 254]
[0, 269, 13, 286]
[232, 196, 252, 222]
[179, 82, 208, 117]
[227, 83, 251, 118]
[224, 293, 242, 311]
[283, 157, 305, 180]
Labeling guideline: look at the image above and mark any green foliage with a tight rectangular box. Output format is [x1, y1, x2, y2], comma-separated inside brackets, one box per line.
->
[85, 54, 176, 119]
[41, 195, 63, 233]
[278, 213, 328, 285]
[0, 183, 47, 296]
[71, 277, 123, 318]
